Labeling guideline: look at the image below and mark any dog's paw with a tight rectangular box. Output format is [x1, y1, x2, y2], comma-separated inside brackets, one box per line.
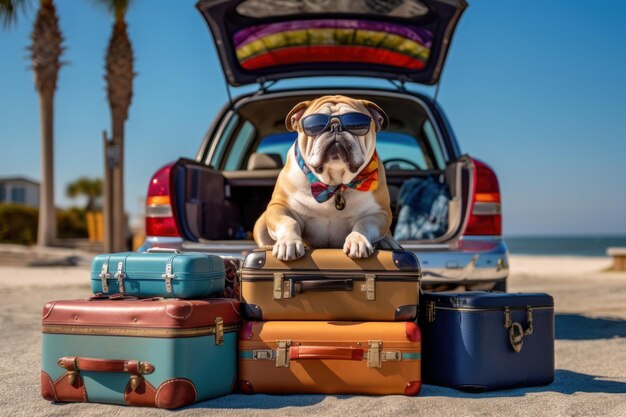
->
[272, 237, 305, 261]
[343, 232, 374, 259]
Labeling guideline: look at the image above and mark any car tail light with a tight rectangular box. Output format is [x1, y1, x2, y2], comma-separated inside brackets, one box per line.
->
[145, 163, 181, 237]
[464, 158, 502, 236]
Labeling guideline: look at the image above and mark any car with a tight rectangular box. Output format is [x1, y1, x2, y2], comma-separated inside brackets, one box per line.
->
[139, 0, 509, 292]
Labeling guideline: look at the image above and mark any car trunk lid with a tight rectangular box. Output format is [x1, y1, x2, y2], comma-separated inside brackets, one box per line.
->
[196, 0, 467, 86]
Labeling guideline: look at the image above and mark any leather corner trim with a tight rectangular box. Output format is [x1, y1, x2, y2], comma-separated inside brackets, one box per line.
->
[124, 376, 158, 407]
[404, 381, 422, 396]
[395, 304, 418, 321]
[238, 380, 254, 394]
[155, 378, 197, 409]
[52, 371, 87, 402]
[42, 301, 57, 320]
[41, 371, 58, 402]
[242, 304, 263, 321]
[392, 250, 420, 271]
[239, 321, 255, 340]
[405, 322, 422, 342]
[242, 251, 266, 269]
[164, 301, 194, 320]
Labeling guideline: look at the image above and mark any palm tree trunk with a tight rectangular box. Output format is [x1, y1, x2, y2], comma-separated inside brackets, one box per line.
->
[105, 19, 134, 251]
[112, 117, 125, 251]
[30, 0, 63, 247]
[37, 85, 56, 246]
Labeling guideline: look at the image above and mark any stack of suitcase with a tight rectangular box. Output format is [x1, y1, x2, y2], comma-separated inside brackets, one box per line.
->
[41, 250, 242, 409]
[237, 248, 423, 395]
[41, 247, 555, 409]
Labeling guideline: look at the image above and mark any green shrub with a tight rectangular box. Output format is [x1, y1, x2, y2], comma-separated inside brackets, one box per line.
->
[57, 207, 88, 239]
[0, 204, 90, 244]
[0, 204, 38, 245]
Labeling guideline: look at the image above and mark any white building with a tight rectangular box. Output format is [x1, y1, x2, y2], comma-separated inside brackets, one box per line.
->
[0, 177, 40, 208]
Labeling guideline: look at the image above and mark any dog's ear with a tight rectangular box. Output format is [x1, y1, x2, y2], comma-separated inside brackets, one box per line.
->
[285, 100, 311, 132]
[362, 100, 389, 132]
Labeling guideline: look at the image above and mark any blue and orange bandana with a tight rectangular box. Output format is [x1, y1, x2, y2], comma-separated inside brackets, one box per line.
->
[294, 141, 379, 203]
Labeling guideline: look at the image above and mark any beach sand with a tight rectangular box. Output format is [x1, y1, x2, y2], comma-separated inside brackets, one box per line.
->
[0, 255, 625, 416]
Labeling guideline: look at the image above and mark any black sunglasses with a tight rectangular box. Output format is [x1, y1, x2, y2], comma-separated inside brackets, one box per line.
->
[301, 112, 372, 137]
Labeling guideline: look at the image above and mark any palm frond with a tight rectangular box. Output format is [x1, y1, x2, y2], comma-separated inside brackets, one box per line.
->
[91, 0, 132, 20]
[0, 0, 30, 29]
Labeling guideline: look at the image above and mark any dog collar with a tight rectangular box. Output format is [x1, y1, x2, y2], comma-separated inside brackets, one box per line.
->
[294, 141, 379, 207]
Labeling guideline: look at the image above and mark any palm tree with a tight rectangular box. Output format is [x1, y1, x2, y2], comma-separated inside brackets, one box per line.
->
[93, 0, 135, 251]
[94, 0, 135, 251]
[1, 0, 64, 247]
[66, 177, 102, 211]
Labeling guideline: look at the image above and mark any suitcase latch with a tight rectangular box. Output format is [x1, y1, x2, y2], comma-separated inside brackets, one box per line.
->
[427, 301, 436, 323]
[504, 305, 534, 353]
[162, 263, 175, 294]
[115, 262, 126, 294]
[99, 263, 110, 293]
[273, 273, 291, 300]
[367, 340, 382, 368]
[215, 317, 224, 345]
[275, 340, 291, 368]
[361, 274, 376, 301]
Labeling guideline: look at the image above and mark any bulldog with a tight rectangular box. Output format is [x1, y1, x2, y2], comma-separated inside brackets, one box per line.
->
[253, 95, 393, 261]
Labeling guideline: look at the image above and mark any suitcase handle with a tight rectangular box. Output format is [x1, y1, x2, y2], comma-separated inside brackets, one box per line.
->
[58, 356, 155, 374]
[290, 278, 354, 294]
[289, 346, 364, 361]
[146, 247, 181, 253]
[57, 356, 155, 391]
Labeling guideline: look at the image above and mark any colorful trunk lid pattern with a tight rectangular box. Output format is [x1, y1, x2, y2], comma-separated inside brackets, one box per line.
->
[234, 19, 432, 71]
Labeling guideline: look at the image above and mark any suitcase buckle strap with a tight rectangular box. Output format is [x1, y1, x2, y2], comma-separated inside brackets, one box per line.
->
[252, 349, 275, 360]
[215, 317, 224, 345]
[275, 340, 291, 368]
[504, 306, 534, 353]
[99, 264, 110, 293]
[162, 263, 176, 294]
[115, 262, 126, 294]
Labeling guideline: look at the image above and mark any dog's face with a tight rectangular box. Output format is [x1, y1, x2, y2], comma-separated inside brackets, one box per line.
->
[286, 95, 388, 183]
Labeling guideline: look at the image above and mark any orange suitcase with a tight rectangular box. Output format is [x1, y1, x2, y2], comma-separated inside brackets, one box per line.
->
[238, 321, 422, 396]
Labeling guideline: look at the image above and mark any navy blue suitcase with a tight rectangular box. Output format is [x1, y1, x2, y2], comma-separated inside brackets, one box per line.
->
[419, 291, 554, 391]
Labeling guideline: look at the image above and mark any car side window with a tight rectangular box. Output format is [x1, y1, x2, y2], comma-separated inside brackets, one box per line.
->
[225, 121, 256, 170]
[376, 132, 428, 170]
[423, 120, 445, 169]
[209, 114, 239, 168]
[255, 131, 298, 164]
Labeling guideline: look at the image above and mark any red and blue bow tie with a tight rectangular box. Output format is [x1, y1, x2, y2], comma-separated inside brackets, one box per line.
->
[294, 141, 379, 203]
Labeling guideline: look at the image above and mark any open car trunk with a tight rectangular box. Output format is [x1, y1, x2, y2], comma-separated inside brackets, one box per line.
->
[170, 155, 473, 245]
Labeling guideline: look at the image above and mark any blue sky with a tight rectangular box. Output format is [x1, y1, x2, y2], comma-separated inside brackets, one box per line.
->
[1, 1, 625, 235]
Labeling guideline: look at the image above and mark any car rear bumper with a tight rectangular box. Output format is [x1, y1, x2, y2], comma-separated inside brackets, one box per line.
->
[139, 235, 509, 289]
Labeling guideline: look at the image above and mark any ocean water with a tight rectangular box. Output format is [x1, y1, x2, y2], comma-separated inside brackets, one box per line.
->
[505, 236, 626, 257]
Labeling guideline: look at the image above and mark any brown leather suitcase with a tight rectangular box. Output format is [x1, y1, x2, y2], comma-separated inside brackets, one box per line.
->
[238, 320, 422, 395]
[241, 248, 421, 321]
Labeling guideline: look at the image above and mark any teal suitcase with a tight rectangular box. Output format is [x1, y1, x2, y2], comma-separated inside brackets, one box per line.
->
[41, 296, 241, 409]
[90, 250, 225, 298]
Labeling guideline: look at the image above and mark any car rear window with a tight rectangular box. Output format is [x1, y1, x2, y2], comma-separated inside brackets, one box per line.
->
[254, 131, 432, 170]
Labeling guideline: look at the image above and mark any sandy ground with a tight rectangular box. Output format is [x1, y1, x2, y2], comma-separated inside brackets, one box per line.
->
[0, 255, 625, 417]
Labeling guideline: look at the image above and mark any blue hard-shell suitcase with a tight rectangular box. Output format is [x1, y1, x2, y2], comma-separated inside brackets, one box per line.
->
[90, 250, 225, 298]
[419, 291, 554, 391]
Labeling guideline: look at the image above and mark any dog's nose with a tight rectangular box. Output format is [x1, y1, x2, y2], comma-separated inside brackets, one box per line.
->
[329, 118, 342, 133]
